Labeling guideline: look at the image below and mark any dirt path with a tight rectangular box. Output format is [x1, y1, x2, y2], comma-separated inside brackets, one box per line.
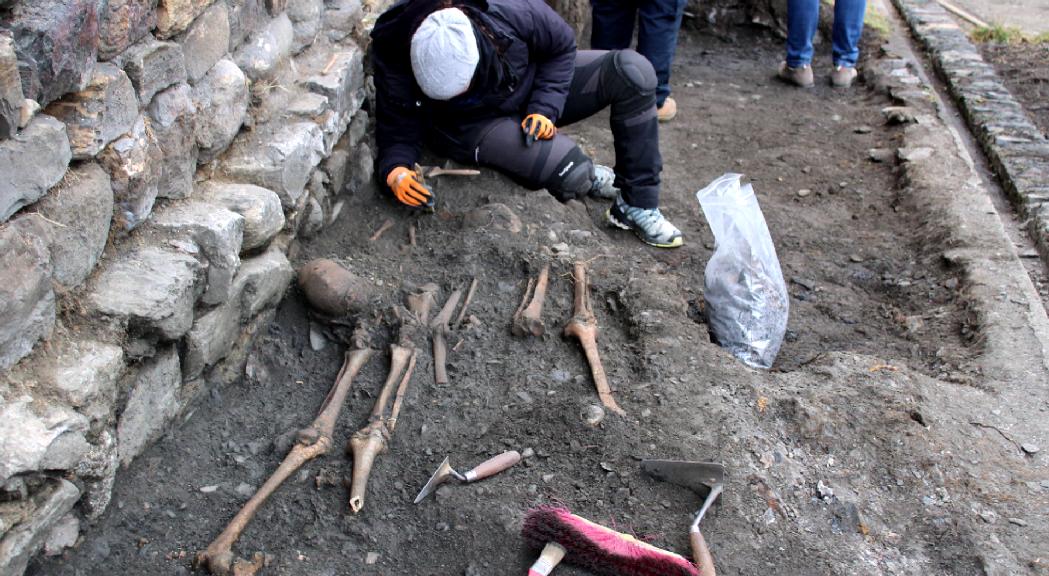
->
[31, 27, 1045, 576]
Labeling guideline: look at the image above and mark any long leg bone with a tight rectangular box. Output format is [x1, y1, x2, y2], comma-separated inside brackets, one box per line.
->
[196, 344, 374, 575]
[512, 264, 550, 337]
[347, 343, 418, 513]
[454, 277, 478, 329]
[563, 261, 626, 416]
[430, 288, 463, 385]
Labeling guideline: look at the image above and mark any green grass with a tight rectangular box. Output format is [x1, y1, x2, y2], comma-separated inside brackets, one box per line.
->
[864, 5, 891, 37]
[971, 23, 1027, 44]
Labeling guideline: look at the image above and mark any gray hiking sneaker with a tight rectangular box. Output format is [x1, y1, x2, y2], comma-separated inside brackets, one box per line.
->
[777, 61, 814, 88]
[590, 164, 618, 200]
[606, 194, 683, 248]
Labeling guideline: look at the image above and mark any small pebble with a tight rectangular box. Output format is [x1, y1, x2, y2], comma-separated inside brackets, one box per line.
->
[522, 447, 535, 459]
[849, 254, 865, 263]
[366, 552, 379, 565]
[199, 485, 219, 494]
[854, 125, 873, 134]
[1021, 443, 1040, 455]
[542, 474, 555, 483]
[582, 404, 605, 427]
[640, 408, 652, 418]
[1007, 517, 1028, 527]
[797, 188, 812, 198]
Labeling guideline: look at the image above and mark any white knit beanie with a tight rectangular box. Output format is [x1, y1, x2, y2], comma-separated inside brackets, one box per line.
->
[410, 8, 480, 101]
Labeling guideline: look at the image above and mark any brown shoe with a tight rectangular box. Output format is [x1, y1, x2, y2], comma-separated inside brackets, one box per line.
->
[657, 97, 677, 122]
[777, 62, 814, 88]
[830, 65, 857, 88]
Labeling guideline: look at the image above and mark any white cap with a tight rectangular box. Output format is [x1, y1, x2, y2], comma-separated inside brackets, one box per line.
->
[410, 8, 480, 101]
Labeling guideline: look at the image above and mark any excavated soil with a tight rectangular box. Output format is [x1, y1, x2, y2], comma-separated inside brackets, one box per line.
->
[32, 28, 1047, 576]
[980, 41, 1049, 138]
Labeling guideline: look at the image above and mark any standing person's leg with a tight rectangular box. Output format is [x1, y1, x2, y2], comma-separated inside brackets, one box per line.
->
[779, 0, 819, 87]
[590, 0, 638, 51]
[636, 0, 687, 110]
[829, 0, 866, 86]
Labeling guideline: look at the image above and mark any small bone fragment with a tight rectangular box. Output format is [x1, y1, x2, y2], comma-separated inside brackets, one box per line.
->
[197, 341, 374, 575]
[512, 264, 549, 337]
[347, 343, 417, 513]
[454, 277, 478, 329]
[406, 283, 440, 325]
[430, 288, 463, 385]
[564, 262, 625, 416]
[369, 218, 394, 242]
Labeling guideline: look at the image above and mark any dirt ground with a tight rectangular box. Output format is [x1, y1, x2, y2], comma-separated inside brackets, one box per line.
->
[30, 26, 1048, 576]
[980, 41, 1049, 138]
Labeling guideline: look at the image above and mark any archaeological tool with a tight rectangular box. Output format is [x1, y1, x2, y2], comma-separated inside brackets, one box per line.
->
[413, 450, 522, 503]
[641, 460, 726, 576]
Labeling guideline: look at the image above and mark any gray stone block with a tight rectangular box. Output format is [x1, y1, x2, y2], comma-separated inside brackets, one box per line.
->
[117, 345, 181, 464]
[194, 58, 248, 163]
[180, 2, 231, 83]
[288, 0, 322, 53]
[197, 181, 285, 251]
[117, 36, 188, 105]
[218, 121, 324, 209]
[43, 513, 80, 557]
[44, 63, 138, 160]
[182, 297, 240, 379]
[156, 0, 217, 39]
[99, 115, 163, 231]
[148, 83, 198, 199]
[0, 397, 87, 482]
[29, 162, 113, 289]
[39, 431, 91, 471]
[234, 13, 294, 81]
[304, 46, 364, 151]
[324, 0, 362, 42]
[347, 140, 374, 193]
[74, 430, 117, 519]
[0, 478, 80, 576]
[41, 339, 124, 424]
[227, 0, 264, 51]
[87, 246, 203, 340]
[98, 0, 158, 60]
[1, 33, 23, 139]
[0, 115, 72, 222]
[0, 221, 55, 371]
[235, 247, 293, 318]
[5, 0, 102, 106]
[150, 202, 245, 304]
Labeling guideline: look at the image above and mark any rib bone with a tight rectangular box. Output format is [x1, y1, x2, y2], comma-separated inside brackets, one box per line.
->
[347, 343, 417, 513]
[196, 344, 374, 575]
[563, 261, 625, 416]
[512, 264, 549, 337]
[430, 288, 463, 385]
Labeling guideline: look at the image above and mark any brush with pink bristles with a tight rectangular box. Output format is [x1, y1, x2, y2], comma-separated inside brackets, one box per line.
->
[521, 506, 701, 576]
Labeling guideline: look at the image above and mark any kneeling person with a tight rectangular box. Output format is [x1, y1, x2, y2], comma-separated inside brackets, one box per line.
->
[371, 0, 682, 248]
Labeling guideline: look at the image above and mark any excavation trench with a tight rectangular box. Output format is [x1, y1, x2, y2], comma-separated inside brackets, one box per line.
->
[34, 25, 1032, 576]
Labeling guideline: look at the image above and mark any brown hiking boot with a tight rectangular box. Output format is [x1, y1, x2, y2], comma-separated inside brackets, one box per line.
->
[657, 97, 677, 122]
[777, 62, 814, 88]
[830, 65, 858, 88]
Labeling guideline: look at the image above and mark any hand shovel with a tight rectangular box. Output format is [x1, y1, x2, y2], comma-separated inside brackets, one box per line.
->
[414, 450, 522, 503]
[641, 460, 725, 576]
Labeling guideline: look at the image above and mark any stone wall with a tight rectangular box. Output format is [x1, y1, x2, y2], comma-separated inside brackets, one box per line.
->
[0, 0, 380, 572]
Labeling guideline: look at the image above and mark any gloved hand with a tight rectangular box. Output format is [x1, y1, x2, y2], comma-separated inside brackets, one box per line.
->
[521, 113, 556, 147]
[386, 166, 434, 209]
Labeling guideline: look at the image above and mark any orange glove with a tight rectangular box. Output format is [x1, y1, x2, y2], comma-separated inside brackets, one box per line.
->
[386, 166, 434, 208]
[521, 113, 556, 147]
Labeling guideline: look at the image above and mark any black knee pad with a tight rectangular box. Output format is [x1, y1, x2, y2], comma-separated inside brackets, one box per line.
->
[544, 145, 594, 202]
[612, 49, 657, 95]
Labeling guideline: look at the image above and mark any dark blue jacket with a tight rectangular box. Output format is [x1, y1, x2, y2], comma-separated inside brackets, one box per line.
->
[370, 0, 577, 181]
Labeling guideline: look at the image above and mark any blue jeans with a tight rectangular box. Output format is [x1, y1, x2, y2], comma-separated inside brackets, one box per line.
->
[591, 0, 687, 108]
[786, 0, 867, 68]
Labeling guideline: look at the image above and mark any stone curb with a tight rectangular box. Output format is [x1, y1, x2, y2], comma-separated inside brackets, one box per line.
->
[891, 0, 1049, 266]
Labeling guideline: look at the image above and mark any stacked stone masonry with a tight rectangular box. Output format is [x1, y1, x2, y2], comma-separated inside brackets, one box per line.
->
[0, 0, 373, 572]
[892, 0, 1049, 266]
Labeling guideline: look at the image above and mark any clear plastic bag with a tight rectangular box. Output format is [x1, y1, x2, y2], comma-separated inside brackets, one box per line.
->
[696, 173, 788, 369]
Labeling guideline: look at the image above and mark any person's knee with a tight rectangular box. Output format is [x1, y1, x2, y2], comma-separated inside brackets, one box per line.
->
[612, 49, 657, 95]
[544, 145, 594, 202]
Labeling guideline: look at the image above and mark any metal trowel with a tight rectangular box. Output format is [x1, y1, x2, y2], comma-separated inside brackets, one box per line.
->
[414, 450, 522, 503]
[641, 460, 726, 576]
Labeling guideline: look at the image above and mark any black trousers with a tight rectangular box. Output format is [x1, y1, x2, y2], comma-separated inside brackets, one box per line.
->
[426, 49, 662, 209]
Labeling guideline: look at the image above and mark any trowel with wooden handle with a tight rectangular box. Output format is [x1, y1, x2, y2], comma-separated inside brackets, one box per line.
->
[414, 450, 522, 503]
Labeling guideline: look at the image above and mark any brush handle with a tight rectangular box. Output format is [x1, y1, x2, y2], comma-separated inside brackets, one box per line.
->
[464, 450, 521, 482]
[690, 528, 716, 576]
[528, 542, 566, 576]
